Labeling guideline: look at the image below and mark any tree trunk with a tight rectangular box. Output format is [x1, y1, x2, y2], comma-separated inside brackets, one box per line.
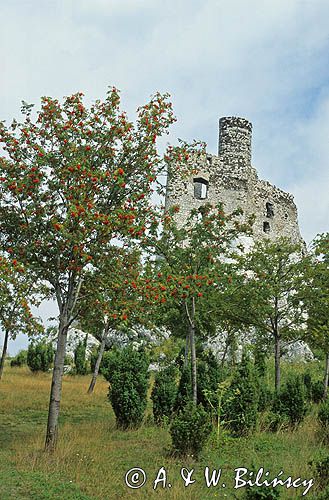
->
[87, 331, 107, 394]
[274, 334, 281, 392]
[44, 316, 69, 452]
[323, 352, 329, 400]
[0, 329, 9, 381]
[184, 331, 189, 367]
[189, 322, 197, 405]
[188, 297, 197, 405]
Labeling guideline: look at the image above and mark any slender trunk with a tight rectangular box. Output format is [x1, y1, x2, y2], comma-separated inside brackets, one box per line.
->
[45, 315, 69, 452]
[323, 352, 329, 400]
[184, 331, 189, 367]
[0, 329, 10, 381]
[189, 297, 197, 405]
[87, 331, 107, 394]
[274, 333, 281, 392]
[189, 322, 197, 404]
[221, 332, 231, 367]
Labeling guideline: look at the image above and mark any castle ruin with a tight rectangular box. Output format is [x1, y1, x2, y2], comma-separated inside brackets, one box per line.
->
[165, 117, 303, 244]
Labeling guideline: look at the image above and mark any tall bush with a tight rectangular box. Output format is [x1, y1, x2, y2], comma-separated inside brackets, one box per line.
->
[106, 347, 149, 429]
[27, 342, 54, 372]
[170, 402, 212, 457]
[151, 366, 177, 425]
[272, 374, 308, 426]
[223, 351, 259, 436]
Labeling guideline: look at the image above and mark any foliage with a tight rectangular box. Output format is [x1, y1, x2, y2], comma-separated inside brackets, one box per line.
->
[107, 347, 150, 429]
[236, 238, 306, 391]
[0, 87, 192, 446]
[318, 398, 329, 442]
[244, 485, 280, 499]
[174, 364, 192, 412]
[151, 365, 178, 425]
[170, 401, 212, 457]
[309, 454, 329, 491]
[27, 342, 54, 372]
[74, 339, 87, 375]
[312, 380, 325, 404]
[197, 350, 221, 411]
[10, 349, 28, 367]
[272, 374, 308, 426]
[223, 351, 259, 436]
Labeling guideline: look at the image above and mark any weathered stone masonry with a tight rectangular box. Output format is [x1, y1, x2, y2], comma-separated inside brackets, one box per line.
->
[165, 117, 303, 244]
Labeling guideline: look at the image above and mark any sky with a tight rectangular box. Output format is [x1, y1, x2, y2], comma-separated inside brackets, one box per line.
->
[1, 0, 329, 354]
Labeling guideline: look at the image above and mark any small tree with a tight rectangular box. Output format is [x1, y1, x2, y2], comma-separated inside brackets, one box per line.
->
[0, 256, 44, 380]
[144, 201, 253, 404]
[27, 342, 54, 372]
[237, 238, 306, 392]
[151, 365, 178, 425]
[223, 351, 259, 436]
[106, 347, 150, 429]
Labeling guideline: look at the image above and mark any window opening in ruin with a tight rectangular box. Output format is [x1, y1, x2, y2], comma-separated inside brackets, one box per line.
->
[284, 213, 289, 219]
[266, 202, 274, 218]
[193, 178, 208, 199]
[263, 221, 270, 233]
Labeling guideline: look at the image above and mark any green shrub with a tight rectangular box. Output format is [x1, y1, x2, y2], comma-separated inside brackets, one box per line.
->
[309, 454, 329, 491]
[223, 351, 259, 436]
[107, 347, 149, 429]
[303, 371, 313, 400]
[318, 398, 329, 442]
[27, 342, 54, 372]
[174, 365, 192, 412]
[197, 351, 221, 412]
[74, 340, 87, 375]
[170, 402, 212, 457]
[244, 485, 280, 499]
[312, 380, 325, 403]
[264, 411, 290, 432]
[10, 350, 28, 367]
[272, 375, 308, 426]
[151, 366, 177, 425]
[257, 383, 273, 412]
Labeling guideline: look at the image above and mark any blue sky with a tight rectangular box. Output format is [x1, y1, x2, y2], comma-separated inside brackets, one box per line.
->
[1, 0, 329, 354]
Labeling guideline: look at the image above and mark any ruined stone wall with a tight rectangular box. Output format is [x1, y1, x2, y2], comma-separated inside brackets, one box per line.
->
[165, 116, 303, 245]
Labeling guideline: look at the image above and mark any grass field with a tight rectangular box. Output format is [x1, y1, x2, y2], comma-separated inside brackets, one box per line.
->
[0, 363, 328, 499]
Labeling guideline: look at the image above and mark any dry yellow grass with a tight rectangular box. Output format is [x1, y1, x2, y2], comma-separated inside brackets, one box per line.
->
[1, 365, 328, 499]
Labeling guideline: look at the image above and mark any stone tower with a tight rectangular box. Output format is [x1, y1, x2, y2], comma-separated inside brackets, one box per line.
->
[165, 116, 303, 244]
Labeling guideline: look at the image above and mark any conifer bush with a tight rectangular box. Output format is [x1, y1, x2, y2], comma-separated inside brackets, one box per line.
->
[272, 374, 308, 426]
[318, 398, 329, 442]
[10, 350, 28, 367]
[106, 347, 150, 429]
[174, 365, 192, 412]
[74, 340, 87, 375]
[312, 380, 325, 403]
[170, 402, 212, 457]
[151, 366, 177, 425]
[197, 351, 221, 412]
[244, 485, 280, 499]
[27, 342, 54, 372]
[223, 351, 259, 436]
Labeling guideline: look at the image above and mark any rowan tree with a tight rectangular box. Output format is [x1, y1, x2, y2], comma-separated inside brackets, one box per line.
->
[142, 202, 253, 404]
[0, 87, 195, 450]
[0, 255, 44, 380]
[78, 246, 147, 394]
[236, 237, 306, 392]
